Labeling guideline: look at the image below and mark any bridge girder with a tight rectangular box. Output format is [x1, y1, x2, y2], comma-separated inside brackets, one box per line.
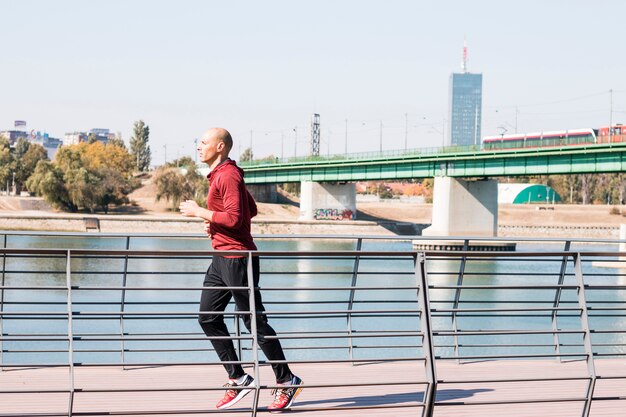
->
[242, 144, 626, 184]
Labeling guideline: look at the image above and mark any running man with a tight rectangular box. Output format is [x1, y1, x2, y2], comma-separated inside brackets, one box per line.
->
[179, 127, 302, 412]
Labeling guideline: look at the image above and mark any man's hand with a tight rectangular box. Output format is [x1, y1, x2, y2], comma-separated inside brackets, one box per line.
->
[203, 220, 211, 235]
[179, 200, 200, 217]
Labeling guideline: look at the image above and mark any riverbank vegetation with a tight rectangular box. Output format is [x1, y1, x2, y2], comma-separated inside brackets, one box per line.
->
[26, 141, 139, 213]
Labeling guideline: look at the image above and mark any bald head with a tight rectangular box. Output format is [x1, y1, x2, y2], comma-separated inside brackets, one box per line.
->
[202, 127, 233, 154]
[197, 127, 235, 167]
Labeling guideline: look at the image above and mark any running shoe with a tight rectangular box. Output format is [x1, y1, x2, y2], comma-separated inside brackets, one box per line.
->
[267, 375, 303, 412]
[216, 374, 254, 409]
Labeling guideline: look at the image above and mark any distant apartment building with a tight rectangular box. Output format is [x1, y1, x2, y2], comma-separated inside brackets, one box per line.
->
[448, 41, 483, 147]
[64, 129, 121, 146]
[64, 131, 88, 146]
[31, 131, 63, 160]
[1, 130, 62, 159]
[89, 128, 110, 144]
[449, 73, 483, 146]
[0, 130, 29, 146]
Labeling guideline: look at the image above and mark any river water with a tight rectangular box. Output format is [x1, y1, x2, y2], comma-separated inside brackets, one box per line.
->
[1, 234, 624, 366]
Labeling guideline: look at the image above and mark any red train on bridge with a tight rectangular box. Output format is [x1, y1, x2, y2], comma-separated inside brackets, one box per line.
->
[482, 125, 626, 150]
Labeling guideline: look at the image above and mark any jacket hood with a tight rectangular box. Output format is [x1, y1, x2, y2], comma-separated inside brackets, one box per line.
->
[207, 158, 244, 179]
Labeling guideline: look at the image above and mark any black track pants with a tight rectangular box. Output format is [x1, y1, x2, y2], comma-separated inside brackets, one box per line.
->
[198, 255, 293, 383]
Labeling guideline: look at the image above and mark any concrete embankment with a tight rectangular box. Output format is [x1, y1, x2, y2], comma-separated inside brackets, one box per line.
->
[498, 225, 619, 239]
[0, 212, 620, 238]
[0, 213, 395, 235]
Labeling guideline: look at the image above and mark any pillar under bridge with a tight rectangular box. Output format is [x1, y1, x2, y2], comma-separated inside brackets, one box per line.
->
[299, 181, 356, 221]
[423, 177, 498, 237]
[296, 178, 498, 238]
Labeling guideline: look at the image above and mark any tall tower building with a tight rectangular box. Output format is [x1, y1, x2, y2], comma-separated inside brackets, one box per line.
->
[449, 40, 482, 146]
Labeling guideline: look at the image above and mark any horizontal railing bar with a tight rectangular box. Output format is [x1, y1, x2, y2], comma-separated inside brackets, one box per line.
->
[434, 396, 593, 406]
[0, 286, 248, 291]
[0, 311, 252, 316]
[5, 343, 625, 354]
[11, 311, 626, 320]
[0, 300, 419, 306]
[4, 265, 618, 274]
[12, 312, 626, 320]
[593, 352, 626, 357]
[591, 329, 626, 334]
[430, 285, 581, 290]
[439, 375, 592, 384]
[0, 360, 256, 368]
[431, 313, 584, 317]
[262, 332, 423, 340]
[13, 332, 422, 342]
[0, 229, 623, 243]
[0, 285, 423, 290]
[434, 330, 585, 336]
[0, 357, 428, 368]
[432, 307, 582, 312]
[1, 268, 593, 276]
[260, 357, 427, 365]
[6, 248, 626, 258]
[0, 249, 417, 256]
[0, 379, 428, 395]
[7, 328, 406, 337]
[1, 314, 418, 320]
[9, 299, 624, 306]
[0, 335, 247, 341]
[435, 353, 588, 360]
[5, 342, 625, 351]
[0, 308, 421, 316]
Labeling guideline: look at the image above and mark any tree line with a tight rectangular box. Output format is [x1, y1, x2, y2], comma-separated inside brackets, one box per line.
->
[3, 124, 624, 213]
[0, 120, 152, 213]
[533, 174, 625, 205]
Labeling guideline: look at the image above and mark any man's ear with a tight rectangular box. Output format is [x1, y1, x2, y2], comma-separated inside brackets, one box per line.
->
[216, 141, 225, 151]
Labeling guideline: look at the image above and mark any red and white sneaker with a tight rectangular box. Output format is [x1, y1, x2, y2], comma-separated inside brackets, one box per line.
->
[216, 374, 254, 409]
[267, 375, 303, 413]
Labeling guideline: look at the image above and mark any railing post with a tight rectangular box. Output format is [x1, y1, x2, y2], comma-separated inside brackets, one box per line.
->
[451, 239, 469, 362]
[573, 253, 596, 417]
[66, 250, 76, 417]
[346, 238, 363, 363]
[247, 252, 261, 417]
[235, 310, 243, 361]
[415, 252, 437, 417]
[0, 234, 7, 372]
[552, 240, 571, 361]
[120, 236, 130, 369]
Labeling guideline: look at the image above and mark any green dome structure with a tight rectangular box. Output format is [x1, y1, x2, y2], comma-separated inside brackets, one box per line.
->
[498, 183, 562, 204]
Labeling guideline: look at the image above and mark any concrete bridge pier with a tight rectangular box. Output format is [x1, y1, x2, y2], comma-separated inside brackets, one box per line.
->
[247, 184, 278, 203]
[423, 177, 498, 237]
[299, 181, 356, 220]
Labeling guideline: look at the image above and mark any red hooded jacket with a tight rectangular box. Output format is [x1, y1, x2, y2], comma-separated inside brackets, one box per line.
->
[206, 159, 257, 252]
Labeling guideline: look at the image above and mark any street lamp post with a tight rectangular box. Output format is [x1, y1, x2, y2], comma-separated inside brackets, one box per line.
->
[344, 119, 348, 156]
[379, 120, 383, 153]
[249, 130, 253, 158]
[404, 113, 408, 151]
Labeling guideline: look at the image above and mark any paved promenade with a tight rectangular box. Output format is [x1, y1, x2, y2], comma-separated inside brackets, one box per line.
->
[1, 359, 624, 416]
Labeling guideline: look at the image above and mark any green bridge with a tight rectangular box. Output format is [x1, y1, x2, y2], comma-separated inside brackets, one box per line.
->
[240, 142, 626, 184]
[235, 142, 626, 236]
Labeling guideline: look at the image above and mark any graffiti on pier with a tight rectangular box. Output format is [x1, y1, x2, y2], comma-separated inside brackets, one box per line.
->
[313, 208, 354, 220]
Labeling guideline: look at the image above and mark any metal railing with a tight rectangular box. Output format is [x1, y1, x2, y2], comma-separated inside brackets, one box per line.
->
[0, 232, 625, 416]
[238, 140, 626, 167]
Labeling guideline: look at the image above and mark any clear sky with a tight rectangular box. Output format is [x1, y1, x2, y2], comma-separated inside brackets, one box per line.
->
[2, 0, 625, 164]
